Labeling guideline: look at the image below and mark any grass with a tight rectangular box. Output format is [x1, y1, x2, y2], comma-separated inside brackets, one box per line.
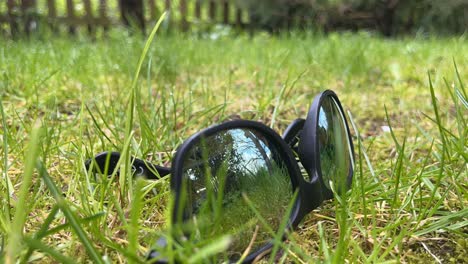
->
[0, 27, 467, 263]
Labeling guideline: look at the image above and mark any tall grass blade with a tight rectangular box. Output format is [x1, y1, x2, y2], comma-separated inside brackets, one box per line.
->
[85, 104, 119, 148]
[122, 13, 167, 202]
[428, 73, 449, 160]
[347, 111, 368, 226]
[270, 70, 306, 128]
[5, 123, 42, 263]
[317, 221, 331, 262]
[36, 161, 104, 264]
[0, 99, 13, 220]
[348, 111, 380, 186]
[384, 106, 407, 209]
[453, 60, 466, 98]
[127, 12, 167, 138]
[128, 178, 144, 263]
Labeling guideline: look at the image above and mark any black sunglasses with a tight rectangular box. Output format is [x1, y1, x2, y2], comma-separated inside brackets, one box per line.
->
[86, 90, 355, 263]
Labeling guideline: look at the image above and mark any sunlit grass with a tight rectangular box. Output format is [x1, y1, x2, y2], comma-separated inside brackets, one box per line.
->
[0, 28, 466, 262]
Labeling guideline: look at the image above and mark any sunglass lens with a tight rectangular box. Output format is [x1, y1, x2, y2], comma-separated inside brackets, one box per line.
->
[181, 128, 293, 259]
[317, 95, 354, 192]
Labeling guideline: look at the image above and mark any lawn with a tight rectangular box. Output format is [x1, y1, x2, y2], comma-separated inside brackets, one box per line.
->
[0, 28, 466, 263]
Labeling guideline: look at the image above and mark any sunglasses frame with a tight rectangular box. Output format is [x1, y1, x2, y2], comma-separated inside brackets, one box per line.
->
[163, 90, 354, 262]
[168, 119, 302, 263]
[293, 89, 355, 226]
[85, 90, 354, 263]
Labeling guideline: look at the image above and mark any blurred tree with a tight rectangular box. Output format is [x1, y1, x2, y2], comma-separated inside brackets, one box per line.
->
[236, 0, 313, 32]
[119, 0, 145, 32]
[236, 0, 467, 35]
[393, 0, 467, 35]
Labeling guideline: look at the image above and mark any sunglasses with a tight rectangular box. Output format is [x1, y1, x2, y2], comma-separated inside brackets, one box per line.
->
[86, 90, 355, 263]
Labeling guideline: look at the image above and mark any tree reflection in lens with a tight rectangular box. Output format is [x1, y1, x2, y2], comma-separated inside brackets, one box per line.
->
[181, 128, 293, 260]
[317, 95, 353, 192]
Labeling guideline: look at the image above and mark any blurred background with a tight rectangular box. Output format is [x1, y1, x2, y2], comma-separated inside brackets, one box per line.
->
[1, 0, 466, 37]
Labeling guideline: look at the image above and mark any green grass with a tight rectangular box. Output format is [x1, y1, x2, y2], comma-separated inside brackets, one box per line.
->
[0, 28, 467, 263]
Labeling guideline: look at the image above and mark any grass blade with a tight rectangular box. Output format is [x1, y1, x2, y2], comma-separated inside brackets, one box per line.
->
[20, 205, 59, 264]
[5, 123, 42, 263]
[37, 161, 104, 264]
[0, 98, 13, 225]
[128, 178, 144, 263]
[187, 236, 231, 264]
[414, 208, 468, 236]
[23, 237, 76, 264]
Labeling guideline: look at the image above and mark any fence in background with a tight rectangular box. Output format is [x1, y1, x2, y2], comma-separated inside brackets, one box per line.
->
[4, 1, 448, 37]
[0, 0, 247, 35]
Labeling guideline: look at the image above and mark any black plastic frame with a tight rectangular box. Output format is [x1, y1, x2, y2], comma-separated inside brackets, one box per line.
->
[169, 120, 302, 263]
[285, 90, 355, 229]
[299, 90, 355, 202]
[85, 90, 355, 263]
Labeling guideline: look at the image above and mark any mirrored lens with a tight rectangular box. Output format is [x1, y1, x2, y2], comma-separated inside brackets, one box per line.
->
[317, 95, 353, 192]
[181, 128, 294, 260]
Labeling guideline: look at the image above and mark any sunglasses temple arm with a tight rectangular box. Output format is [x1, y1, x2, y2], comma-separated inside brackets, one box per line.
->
[85, 151, 171, 180]
[282, 118, 305, 147]
[132, 156, 171, 179]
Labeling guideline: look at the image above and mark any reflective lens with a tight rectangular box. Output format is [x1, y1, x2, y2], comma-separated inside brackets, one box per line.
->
[317, 95, 353, 192]
[181, 128, 293, 260]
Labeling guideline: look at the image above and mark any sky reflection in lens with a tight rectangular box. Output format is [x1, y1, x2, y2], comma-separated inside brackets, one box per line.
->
[181, 128, 293, 260]
[317, 96, 353, 191]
